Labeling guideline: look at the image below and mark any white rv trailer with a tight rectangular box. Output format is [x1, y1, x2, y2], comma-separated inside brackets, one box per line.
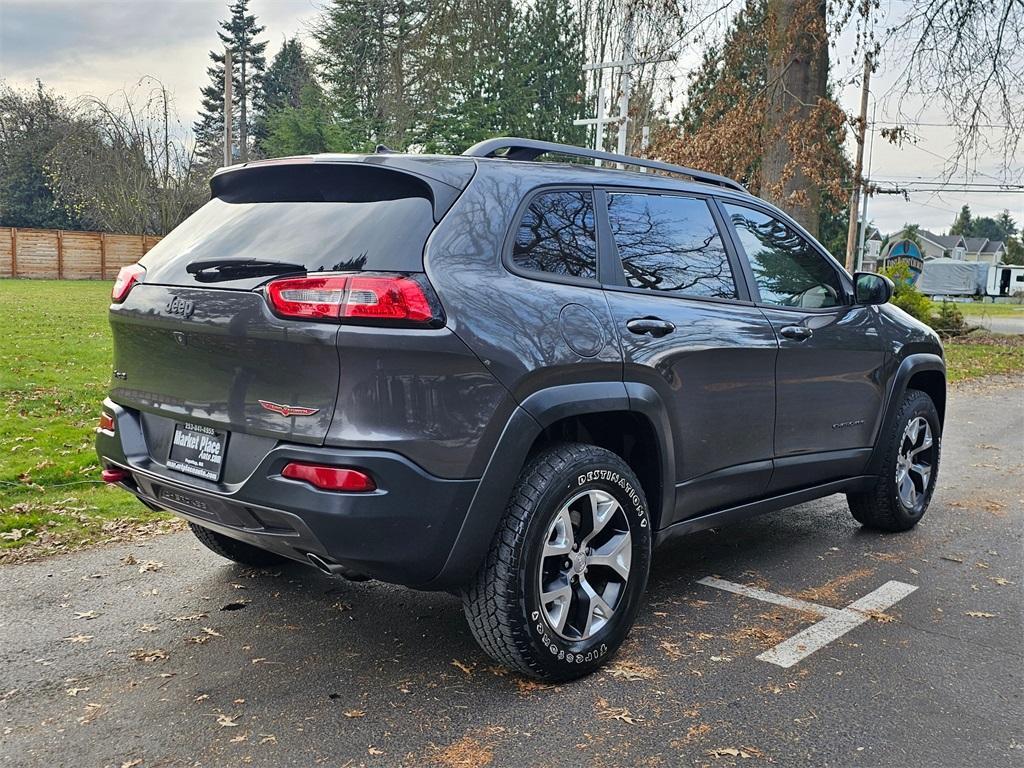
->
[987, 264, 1024, 298]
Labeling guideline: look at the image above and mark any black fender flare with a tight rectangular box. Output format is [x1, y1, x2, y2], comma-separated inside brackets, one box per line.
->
[421, 381, 676, 589]
[866, 352, 946, 475]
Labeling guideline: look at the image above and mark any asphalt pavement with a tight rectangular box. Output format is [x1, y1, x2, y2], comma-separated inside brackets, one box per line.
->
[1, 378, 1021, 768]
[968, 312, 1024, 335]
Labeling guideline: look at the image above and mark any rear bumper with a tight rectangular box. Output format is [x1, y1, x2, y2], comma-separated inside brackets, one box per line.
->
[96, 399, 478, 587]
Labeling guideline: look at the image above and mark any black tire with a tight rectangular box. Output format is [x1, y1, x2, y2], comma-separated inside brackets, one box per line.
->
[847, 388, 941, 532]
[462, 443, 652, 681]
[188, 523, 287, 568]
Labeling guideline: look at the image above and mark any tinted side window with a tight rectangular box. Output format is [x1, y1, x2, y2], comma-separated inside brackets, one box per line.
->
[512, 190, 598, 280]
[724, 203, 843, 309]
[608, 193, 736, 299]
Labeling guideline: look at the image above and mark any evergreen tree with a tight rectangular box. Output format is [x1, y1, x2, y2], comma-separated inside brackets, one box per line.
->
[417, 0, 528, 153]
[194, 0, 267, 164]
[995, 209, 1018, 239]
[263, 85, 352, 157]
[520, 0, 586, 145]
[313, 0, 427, 151]
[254, 37, 317, 153]
[949, 204, 973, 236]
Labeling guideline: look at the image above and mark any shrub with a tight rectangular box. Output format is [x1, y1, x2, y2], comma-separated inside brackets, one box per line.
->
[932, 299, 967, 337]
[880, 263, 935, 324]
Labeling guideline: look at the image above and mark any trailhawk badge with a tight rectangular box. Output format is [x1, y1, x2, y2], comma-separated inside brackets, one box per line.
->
[258, 400, 320, 418]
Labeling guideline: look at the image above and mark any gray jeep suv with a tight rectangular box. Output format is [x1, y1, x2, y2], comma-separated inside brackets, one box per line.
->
[96, 138, 945, 680]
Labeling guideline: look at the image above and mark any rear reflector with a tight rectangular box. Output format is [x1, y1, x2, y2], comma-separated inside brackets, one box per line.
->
[98, 412, 115, 433]
[281, 463, 376, 492]
[265, 274, 438, 325]
[112, 264, 146, 303]
[102, 467, 130, 484]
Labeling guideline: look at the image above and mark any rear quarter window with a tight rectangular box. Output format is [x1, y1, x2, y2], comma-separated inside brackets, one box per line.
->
[510, 190, 598, 280]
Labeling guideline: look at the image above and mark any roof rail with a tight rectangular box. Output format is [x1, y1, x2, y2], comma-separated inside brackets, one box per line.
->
[462, 137, 746, 193]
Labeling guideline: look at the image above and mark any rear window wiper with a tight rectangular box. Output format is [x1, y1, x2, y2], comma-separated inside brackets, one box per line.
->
[186, 259, 306, 282]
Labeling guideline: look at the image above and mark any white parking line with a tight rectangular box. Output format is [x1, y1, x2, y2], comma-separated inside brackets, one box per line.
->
[698, 576, 918, 668]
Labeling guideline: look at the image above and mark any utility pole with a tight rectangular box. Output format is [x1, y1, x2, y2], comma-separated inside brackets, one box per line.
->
[845, 49, 872, 271]
[855, 100, 878, 270]
[223, 47, 233, 167]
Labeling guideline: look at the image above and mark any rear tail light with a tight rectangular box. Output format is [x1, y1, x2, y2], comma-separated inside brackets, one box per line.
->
[101, 467, 130, 484]
[112, 264, 146, 303]
[265, 274, 441, 326]
[281, 463, 376, 492]
[98, 412, 115, 433]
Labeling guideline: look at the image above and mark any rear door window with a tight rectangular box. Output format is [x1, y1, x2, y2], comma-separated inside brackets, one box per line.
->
[607, 193, 737, 299]
[511, 190, 598, 280]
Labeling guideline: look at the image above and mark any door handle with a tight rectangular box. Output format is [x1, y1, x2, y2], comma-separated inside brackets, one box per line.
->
[780, 325, 813, 341]
[626, 317, 676, 337]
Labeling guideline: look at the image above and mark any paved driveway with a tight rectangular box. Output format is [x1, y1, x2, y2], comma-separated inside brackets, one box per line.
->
[969, 311, 1024, 335]
[1, 379, 1021, 768]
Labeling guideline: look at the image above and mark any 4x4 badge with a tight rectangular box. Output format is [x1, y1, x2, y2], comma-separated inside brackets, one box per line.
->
[258, 400, 320, 418]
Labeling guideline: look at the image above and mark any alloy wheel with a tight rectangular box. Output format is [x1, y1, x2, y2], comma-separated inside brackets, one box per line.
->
[537, 489, 632, 640]
[895, 416, 934, 509]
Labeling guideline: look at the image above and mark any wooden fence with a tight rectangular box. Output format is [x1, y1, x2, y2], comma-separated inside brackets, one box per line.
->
[0, 227, 163, 280]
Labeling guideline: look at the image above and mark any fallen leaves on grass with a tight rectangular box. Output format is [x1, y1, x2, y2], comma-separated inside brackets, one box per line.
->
[0, 528, 32, 542]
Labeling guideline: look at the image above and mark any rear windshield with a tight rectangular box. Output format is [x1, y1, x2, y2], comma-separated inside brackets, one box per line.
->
[140, 164, 437, 286]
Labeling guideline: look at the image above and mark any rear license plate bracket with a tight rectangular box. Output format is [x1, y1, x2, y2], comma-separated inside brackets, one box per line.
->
[167, 422, 227, 481]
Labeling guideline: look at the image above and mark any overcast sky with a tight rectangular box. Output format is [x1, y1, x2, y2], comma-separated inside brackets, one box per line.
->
[1, 0, 1020, 237]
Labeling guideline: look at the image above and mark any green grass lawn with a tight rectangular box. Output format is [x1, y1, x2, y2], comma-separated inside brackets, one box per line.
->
[1, 278, 1022, 561]
[954, 301, 1024, 316]
[0, 280, 173, 562]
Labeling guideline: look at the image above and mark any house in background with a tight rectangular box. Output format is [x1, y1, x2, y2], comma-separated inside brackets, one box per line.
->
[963, 237, 1007, 265]
[917, 230, 967, 260]
[858, 226, 885, 271]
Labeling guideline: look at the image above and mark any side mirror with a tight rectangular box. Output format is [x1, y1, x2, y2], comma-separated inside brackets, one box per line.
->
[854, 272, 894, 305]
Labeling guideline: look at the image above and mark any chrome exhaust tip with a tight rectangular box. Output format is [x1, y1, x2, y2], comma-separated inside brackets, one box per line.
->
[305, 552, 370, 581]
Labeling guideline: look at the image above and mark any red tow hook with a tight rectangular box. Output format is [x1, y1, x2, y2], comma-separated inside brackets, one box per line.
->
[101, 467, 130, 484]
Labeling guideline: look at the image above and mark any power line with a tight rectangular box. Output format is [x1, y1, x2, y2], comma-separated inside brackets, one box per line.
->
[870, 120, 1013, 129]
